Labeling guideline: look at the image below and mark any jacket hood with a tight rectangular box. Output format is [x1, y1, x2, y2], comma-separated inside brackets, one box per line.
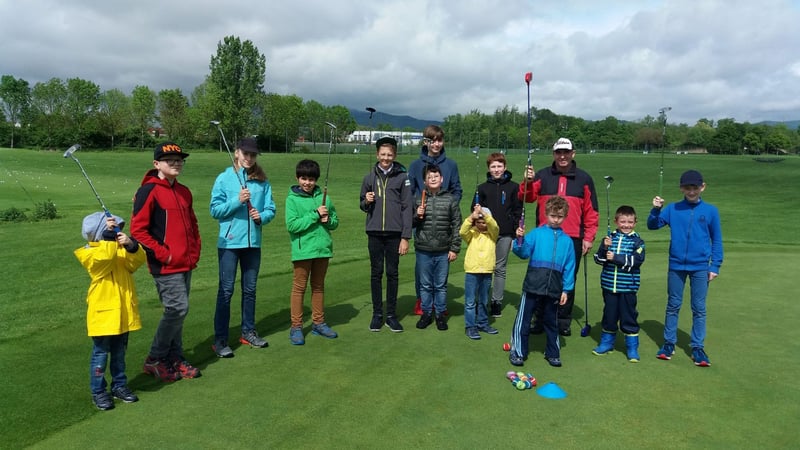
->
[418, 146, 448, 165]
[140, 169, 173, 187]
[485, 170, 513, 184]
[290, 185, 321, 197]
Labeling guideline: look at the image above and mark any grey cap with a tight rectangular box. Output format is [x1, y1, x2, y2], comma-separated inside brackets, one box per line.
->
[82, 212, 124, 241]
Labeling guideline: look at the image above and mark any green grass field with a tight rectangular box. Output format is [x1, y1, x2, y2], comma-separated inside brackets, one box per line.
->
[1, 147, 799, 448]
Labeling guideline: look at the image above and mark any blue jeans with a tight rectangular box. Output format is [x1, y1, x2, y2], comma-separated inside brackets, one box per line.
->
[90, 333, 129, 394]
[664, 269, 708, 348]
[416, 250, 449, 314]
[464, 273, 491, 328]
[150, 272, 192, 359]
[215, 247, 261, 340]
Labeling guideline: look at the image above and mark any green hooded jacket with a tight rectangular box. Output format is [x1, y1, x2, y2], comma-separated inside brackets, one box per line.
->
[285, 185, 339, 261]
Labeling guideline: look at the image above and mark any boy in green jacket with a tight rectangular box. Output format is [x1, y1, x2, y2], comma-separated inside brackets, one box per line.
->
[285, 159, 339, 345]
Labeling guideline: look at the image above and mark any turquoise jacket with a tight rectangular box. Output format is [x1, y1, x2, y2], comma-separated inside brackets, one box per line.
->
[285, 185, 338, 261]
[210, 167, 276, 249]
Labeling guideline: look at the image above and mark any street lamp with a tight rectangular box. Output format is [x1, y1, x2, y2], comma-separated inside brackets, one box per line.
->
[658, 106, 671, 196]
[366, 107, 376, 145]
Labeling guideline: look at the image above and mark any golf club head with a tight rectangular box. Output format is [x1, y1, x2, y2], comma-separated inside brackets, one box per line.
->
[209, 120, 221, 126]
[63, 144, 80, 158]
[325, 121, 337, 129]
[470, 146, 480, 156]
[524, 71, 532, 84]
[580, 324, 591, 337]
[604, 176, 614, 184]
[366, 107, 376, 119]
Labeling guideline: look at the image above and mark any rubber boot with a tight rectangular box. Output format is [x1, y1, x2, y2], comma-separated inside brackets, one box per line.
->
[625, 334, 640, 363]
[592, 331, 616, 355]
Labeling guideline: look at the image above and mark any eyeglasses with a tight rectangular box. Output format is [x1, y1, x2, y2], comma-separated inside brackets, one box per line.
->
[160, 159, 185, 166]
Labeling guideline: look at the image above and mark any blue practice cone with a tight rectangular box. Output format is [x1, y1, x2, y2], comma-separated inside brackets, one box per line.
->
[536, 382, 567, 399]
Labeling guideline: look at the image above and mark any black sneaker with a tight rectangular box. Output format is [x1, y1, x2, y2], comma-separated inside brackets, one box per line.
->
[92, 391, 115, 411]
[369, 315, 383, 332]
[435, 314, 448, 331]
[509, 353, 524, 367]
[416, 312, 433, 329]
[490, 302, 502, 318]
[385, 316, 404, 332]
[559, 328, 571, 337]
[545, 356, 563, 367]
[111, 386, 139, 403]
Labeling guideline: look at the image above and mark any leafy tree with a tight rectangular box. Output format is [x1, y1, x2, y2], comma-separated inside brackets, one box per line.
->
[207, 36, 266, 141]
[98, 88, 130, 149]
[64, 78, 101, 145]
[261, 93, 306, 152]
[158, 88, 191, 144]
[30, 78, 67, 148]
[0, 75, 31, 147]
[131, 85, 156, 150]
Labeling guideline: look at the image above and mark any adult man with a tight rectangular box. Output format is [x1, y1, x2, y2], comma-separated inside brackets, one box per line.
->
[518, 137, 599, 336]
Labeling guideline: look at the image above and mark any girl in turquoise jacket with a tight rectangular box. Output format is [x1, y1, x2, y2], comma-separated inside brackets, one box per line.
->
[285, 159, 339, 345]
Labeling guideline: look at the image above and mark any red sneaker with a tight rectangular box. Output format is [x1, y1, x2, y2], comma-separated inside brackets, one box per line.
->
[170, 357, 202, 379]
[143, 356, 181, 382]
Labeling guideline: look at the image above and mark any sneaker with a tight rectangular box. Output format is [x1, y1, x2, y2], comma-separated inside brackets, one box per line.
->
[478, 325, 499, 335]
[385, 316, 404, 332]
[413, 298, 423, 315]
[240, 330, 269, 348]
[213, 341, 235, 358]
[490, 301, 502, 318]
[435, 313, 448, 331]
[416, 312, 433, 329]
[92, 391, 115, 411]
[545, 356, 563, 367]
[111, 386, 139, 403]
[466, 327, 481, 340]
[312, 322, 338, 339]
[559, 328, 571, 337]
[509, 353, 524, 367]
[692, 347, 711, 367]
[656, 342, 675, 360]
[171, 357, 201, 379]
[289, 326, 305, 345]
[143, 356, 181, 382]
[369, 315, 383, 332]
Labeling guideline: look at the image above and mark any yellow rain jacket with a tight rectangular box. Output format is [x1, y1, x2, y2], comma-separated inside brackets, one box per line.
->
[74, 241, 146, 336]
[459, 215, 499, 274]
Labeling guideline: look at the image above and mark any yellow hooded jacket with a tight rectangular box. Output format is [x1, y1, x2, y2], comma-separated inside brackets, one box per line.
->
[74, 241, 146, 336]
[459, 214, 499, 274]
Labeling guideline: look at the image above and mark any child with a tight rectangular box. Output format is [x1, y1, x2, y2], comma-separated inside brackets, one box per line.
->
[648, 170, 723, 367]
[75, 212, 146, 410]
[413, 165, 461, 331]
[131, 142, 202, 382]
[592, 205, 646, 362]
[210, 137, 276, 358]
[477, 152, 522, 317]
[459, 204, 500, 340]
[360, 136, 413, 333]
[408, 125, 462, 315]
[285, 159, 339, 345]
[509, 196, 575, 367]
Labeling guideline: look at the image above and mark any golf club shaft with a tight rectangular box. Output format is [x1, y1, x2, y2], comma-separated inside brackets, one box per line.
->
[322, 122, 336, 205]
[65, 149, 120, 233]
[211, 121, 252, 211]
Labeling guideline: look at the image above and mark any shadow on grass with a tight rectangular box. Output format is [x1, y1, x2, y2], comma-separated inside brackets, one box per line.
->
[640, 318, 692, 358]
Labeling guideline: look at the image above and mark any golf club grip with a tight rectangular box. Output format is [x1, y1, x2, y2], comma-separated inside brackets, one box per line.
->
[104, 209, 121, 233]
[419, 191, 426, 218]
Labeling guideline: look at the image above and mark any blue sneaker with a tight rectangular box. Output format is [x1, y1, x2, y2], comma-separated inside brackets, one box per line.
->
[656, 342, 675, 360]
[509, 352, 524, 367]
[312, 322, 338, 339]
[692, 347, 711, 367]
[289, 326, 305, 345]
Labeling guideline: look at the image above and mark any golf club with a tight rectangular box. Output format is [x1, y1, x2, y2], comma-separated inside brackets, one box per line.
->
[604, 175, 614, 236]
[419, 137, 432, 218]
[210, 120, 251, 210]
[366, 106, 376, 173]
[322, 121, 337, 205]
[471, 145, 480, 208]
[63, 144, 119, 232]
[658, 106, 671, 197]
[580, 255, 591, 337]
[518, 71, 533, 245]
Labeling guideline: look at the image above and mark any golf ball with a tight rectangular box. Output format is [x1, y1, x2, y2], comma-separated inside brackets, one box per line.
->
[515, 380, 526, 390]
[503, 342, 511, 351]
[506, 370, 516, 379]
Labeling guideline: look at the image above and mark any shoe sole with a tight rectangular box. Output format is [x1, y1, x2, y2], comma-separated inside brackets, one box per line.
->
[212, 345, 235, 358]
[239, 337, 268, 348]
[656, 352, 674, 360]
[112, 394, 139, 403]
[311, 330, 338, 339]
[385, 323, 403, 333]
[592, 350, 614, 356]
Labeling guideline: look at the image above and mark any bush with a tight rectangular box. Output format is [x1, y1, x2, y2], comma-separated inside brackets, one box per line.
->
[0, 207, 28, 222]
[32, 200, 59, 221]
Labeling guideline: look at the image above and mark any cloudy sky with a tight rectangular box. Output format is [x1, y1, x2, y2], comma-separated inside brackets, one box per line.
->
[2, 0, 800, 125]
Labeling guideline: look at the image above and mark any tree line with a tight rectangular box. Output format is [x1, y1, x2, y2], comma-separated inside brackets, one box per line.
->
[1, 35, 798, 155]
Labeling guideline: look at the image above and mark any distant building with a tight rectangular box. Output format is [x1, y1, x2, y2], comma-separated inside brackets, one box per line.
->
[347, 130, 423, 146]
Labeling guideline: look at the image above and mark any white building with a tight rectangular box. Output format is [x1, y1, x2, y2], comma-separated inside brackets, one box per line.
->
[347, 130, 424, 146]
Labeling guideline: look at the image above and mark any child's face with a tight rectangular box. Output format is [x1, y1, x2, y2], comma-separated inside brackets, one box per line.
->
[297, 175, 317, 194]
[426, 137, 444, 156]
[680, 183, 705, 203]
[615, 214, 637, 234]
[425, 171, 442, 191]
[488, 161, 506, 180]
[154, 157, 185, 180]
[376, 146, 396, 170]
[545, 210, 566, 229]
[474, 218, 488, 232]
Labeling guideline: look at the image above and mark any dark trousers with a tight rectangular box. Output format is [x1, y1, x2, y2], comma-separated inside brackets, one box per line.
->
[511, 292, 560, 359]
[533, 237, 582, 331]
[601, 289, 640, 334]
[368, 234, 401, 317]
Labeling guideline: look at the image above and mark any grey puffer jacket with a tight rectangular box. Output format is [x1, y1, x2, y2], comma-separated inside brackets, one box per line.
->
[413, 189, 462, 254]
